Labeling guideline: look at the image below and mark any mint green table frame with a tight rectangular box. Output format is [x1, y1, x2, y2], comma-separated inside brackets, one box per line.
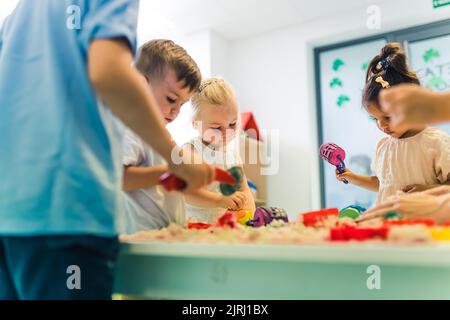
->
[114, 242, 450, 299]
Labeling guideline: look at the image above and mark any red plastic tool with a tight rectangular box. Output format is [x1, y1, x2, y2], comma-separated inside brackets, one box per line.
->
[300, 208, 339, 227]
[160, 167, 236, 192]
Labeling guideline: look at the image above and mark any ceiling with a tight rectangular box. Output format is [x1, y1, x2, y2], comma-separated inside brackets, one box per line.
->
[1, 0, 390, 40]
[138, 0, 390, 40]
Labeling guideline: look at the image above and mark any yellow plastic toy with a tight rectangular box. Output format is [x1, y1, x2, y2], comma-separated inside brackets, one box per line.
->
[429, 227, 450, 241]
[236, 210, 254, 226]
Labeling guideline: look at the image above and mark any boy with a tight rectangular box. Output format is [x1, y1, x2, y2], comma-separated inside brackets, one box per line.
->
[0, 0, 213, 300]
[122, 40, 246, 232]
[122, 39, 201, 232]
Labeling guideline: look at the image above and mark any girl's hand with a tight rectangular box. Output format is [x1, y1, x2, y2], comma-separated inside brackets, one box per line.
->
[356, 192, 450, 224]
[336, 168, 356, 184]
[220, 192, 246, 210]
[402, 184, 430, 193]
[424, 185, 450, 196]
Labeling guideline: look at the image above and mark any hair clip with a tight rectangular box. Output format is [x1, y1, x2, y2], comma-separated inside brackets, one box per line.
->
[198, 82, 212, 93]
[376, 57, 390, 71]
[375, 76, 390, 88]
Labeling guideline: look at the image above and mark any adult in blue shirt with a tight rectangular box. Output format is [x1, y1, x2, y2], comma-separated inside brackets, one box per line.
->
[0, 0, 214, 299]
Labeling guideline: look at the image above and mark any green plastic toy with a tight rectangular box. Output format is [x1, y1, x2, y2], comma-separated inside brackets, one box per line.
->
[219, 166, 243, 196]
[339, 207, 361, 219]
[384, 211, 403, 220]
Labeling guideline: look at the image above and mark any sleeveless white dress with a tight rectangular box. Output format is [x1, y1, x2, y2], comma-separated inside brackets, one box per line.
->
[185, 137, 243, 223]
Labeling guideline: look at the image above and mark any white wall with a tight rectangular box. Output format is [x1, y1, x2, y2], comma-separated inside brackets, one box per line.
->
[210, 31, 230, 78]
[225, 0, 450, 217]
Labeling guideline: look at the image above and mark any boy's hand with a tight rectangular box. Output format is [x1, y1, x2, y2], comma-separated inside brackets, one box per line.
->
[167, 147, 214, 192]
[169, 163, 214, 192]
[220, 192, 246, 210]
[379, 84, 446, 131]
[336, 168, 356, 184]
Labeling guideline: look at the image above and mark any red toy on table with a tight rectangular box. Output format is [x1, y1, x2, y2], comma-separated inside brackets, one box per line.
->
[330, 225, 389, 241]
[300, 208, 339, 227]
[187, 211, 241, 230]
[187, 222, 213, 230]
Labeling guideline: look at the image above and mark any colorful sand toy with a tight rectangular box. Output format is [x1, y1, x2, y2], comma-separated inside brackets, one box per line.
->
[384, 211, 403, 220]
[339, 205, 366, 220]
[219, 166, 243, 196]
[235, 210, 254, 226]
[319, 142, 349, 184]
[330, 225, 389, 241]
[188, 210, 254, 230]
[300, 208, 339, 227]
[215, 211, 239, 229]
[187, 222, 213, 230]
[429, 227, 450, 241]
[246, 207, 289, 228]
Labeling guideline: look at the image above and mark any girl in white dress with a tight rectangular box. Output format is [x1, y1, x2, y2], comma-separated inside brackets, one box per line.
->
[336, 43, 450, 205]
[184, 78, 256, 223]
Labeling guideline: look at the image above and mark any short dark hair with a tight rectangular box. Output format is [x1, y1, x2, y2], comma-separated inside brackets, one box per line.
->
[135, 39, 202, 92]
[362, 42, 420, 109]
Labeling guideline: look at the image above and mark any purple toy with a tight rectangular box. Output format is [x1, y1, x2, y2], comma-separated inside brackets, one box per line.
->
[246, 207, 289, 228]
[319, 142, 349, 184]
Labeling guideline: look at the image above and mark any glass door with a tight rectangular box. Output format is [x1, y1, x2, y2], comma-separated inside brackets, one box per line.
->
[317, 38, 387, 209]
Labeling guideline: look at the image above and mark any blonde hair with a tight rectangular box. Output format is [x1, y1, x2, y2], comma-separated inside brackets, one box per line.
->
[191, 78, 238, 119]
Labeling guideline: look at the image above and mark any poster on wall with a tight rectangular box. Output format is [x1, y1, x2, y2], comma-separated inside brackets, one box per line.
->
[433, 0, 450, 9]
[319, 39, 387, 209]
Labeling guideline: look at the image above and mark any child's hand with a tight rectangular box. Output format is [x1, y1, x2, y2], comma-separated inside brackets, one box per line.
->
[402, 184, 436, 193]
[379, 84, 445, 131]
[424, 185, 450, 196]
[335, 168, 355, 184]
[168, 147, 215, 191]
[220, 192, 246, 210]
[357, 192, 450, 225]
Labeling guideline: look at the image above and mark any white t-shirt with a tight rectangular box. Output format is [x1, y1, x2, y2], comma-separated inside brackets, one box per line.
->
[122, 129, 185, 233]
[371, 127, 450, 205]
[185, 137, 243, 223]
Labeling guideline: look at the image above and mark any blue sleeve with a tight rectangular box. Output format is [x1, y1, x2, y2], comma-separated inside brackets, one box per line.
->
[79, 0, 139, 56]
